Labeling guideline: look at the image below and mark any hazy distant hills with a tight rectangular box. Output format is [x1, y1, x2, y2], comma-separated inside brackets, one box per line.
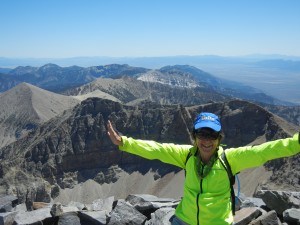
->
[0, 63, 148, 92]
[1, 55, 300, 104]
[0, 63, 293, 106]
[1, 55, 300, 69]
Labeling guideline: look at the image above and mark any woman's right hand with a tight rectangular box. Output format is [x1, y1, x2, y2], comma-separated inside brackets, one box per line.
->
[107, 120, 123, 146]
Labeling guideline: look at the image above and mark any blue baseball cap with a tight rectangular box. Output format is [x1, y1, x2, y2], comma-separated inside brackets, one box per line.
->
[194, 112, 221, 132]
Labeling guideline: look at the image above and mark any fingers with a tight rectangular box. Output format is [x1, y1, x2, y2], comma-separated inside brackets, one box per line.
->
[107, 120, 114, 136]
[107, 120, 123, 146]
[107, 120, 115, 140]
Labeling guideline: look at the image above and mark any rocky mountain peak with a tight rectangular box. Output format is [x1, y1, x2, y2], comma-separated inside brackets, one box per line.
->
[0, 82, 80, 148]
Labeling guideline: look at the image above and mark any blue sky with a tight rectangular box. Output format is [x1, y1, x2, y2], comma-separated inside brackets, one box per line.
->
[1, 0, 300, 58]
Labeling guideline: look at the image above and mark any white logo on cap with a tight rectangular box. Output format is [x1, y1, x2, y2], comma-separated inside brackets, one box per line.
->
[201, 115, 215, 121]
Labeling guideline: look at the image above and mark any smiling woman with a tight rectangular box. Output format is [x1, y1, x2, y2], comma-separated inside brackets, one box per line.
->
[107, 111, 300, 225]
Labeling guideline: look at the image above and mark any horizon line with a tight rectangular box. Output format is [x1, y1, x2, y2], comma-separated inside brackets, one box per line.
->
[1, 53, 300, 59]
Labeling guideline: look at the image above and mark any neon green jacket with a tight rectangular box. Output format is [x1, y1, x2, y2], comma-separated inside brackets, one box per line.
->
[119, 133, 300, 225]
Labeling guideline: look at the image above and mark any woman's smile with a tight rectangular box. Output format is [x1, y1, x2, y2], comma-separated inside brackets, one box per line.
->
[200, 143, 215, 152]
[197, 138, 220, 163]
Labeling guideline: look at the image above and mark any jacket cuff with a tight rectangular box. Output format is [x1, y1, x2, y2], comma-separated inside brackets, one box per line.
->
[118, 136, 128, 151]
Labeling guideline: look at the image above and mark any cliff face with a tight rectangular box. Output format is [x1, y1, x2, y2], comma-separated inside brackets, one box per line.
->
[0, 98, 299, 203]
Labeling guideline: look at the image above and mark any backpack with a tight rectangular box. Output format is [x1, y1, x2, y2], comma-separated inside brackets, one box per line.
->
[185, 149, 240, 215]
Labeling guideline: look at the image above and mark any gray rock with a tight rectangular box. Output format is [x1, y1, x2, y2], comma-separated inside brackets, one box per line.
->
[125, 194, 179, 218]
[0, 195, 18, 212]
[240, 197, 266, 208]
[13, 203, 27, 212]
[57, 212, 81, 225]
[1, 192, 299, 225]
[13, 207, 52, 225]
[108, 201, 147, 225]
[50, 202, 63, 217]
[145, 207, 175, 225]
[91, 196, 114, 212]
[0, 211, 18, 225]
[254, 190, 300, 215]
[79, 210, 108, 225]
[234, 207, 262, 225]
[249, 210, 281, 225]
[66, 201, 85, 210]
[283, 208, 300, 224]
[51, 184, 60, 199]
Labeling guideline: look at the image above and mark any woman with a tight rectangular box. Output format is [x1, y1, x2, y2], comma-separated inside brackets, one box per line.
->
[107, 112, 300, 225]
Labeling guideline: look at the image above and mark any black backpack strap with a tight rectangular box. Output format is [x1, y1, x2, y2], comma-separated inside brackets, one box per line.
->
[185, 151, 192, 166]
[221, 151, 235, 185]
[185, 148, 198, 166]
[220, 151, 236, 215]
[184, 149, 198, 177]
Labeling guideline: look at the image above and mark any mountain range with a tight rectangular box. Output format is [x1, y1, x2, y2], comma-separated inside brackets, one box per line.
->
[1, 55, 300, 104]
[0, 63, 294, 106]
[0, 62, 299, 207]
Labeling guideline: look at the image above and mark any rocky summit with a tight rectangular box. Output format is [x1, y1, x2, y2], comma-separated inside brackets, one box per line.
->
[0, 191, 299, 225]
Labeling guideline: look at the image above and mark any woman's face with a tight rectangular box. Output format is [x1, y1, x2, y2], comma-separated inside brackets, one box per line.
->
[196, 138, 219, 157]
[194, 128, 220, 161]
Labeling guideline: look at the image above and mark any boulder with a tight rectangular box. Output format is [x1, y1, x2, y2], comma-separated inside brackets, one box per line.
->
[50, 202, 63, 217]
[254, 190, 300, 215]
[125, 194, 179, 218]
[13, 207, 53, 225]
[0, 195, 18, 212]
[240, 197, 266, 209]
[0, 211, 18, 225]
[248, 210, 281, 225]
[57, 212, 81, 225]
[108, 200, 147, 225]
[233, 207, 263, 225]
[283, 208, 300, 224]
[90, 196, 114, 211]
[145, 207, 175, 225]
[79, 210, 108, 225]
[1, 192, 299, 225]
